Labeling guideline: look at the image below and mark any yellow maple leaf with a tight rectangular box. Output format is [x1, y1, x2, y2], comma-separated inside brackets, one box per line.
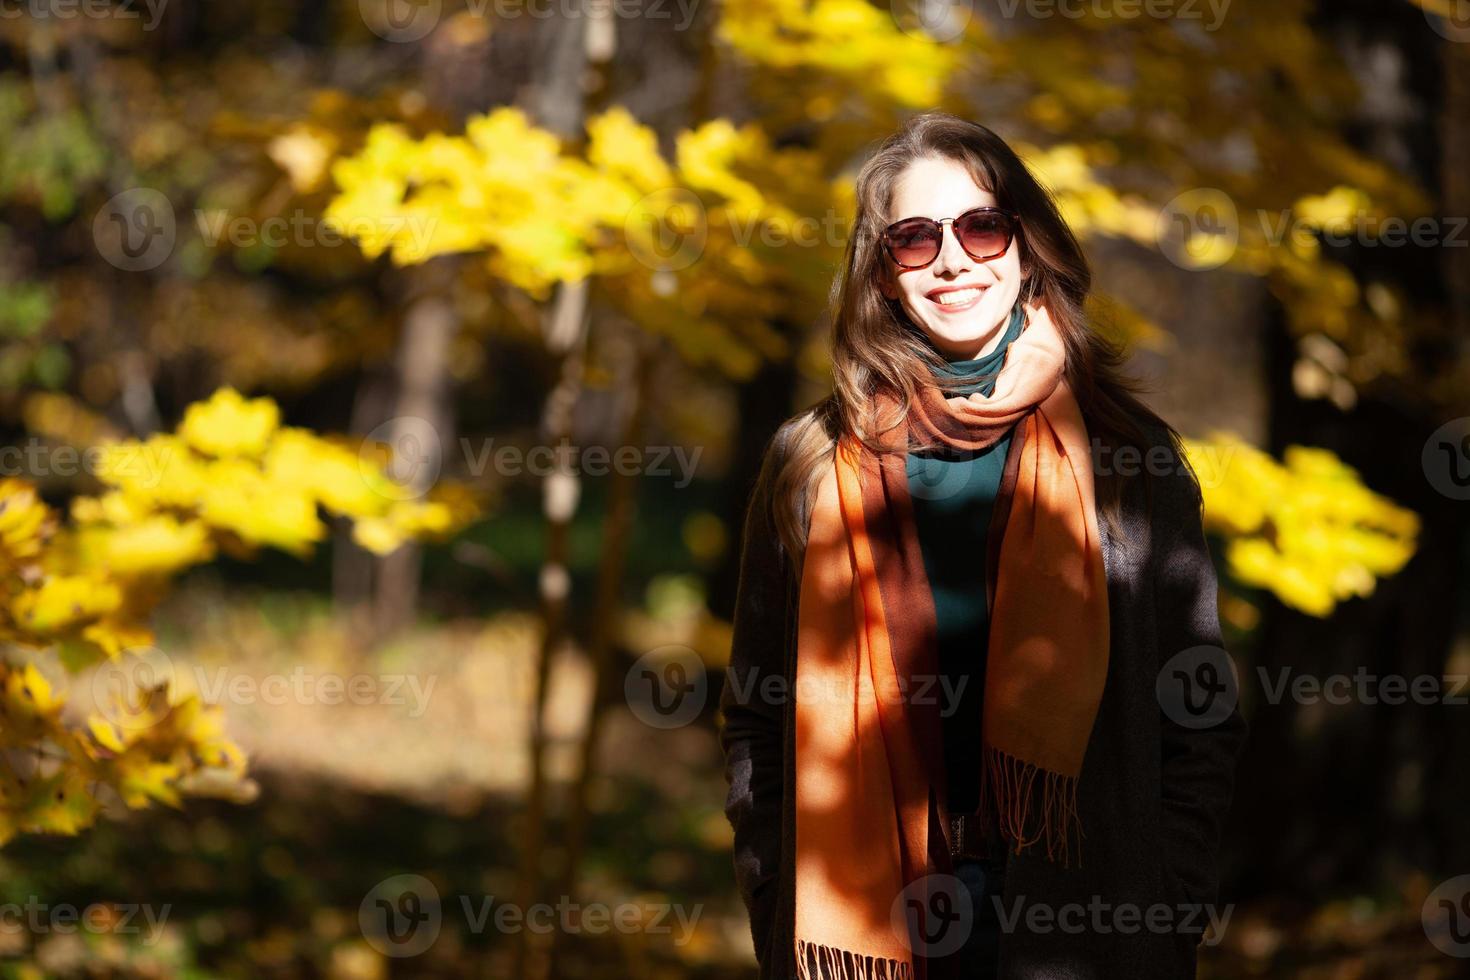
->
[179, 387, 280, 459]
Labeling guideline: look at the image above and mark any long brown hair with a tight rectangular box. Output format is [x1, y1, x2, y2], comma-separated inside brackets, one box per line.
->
[764, 111, 1181, 563]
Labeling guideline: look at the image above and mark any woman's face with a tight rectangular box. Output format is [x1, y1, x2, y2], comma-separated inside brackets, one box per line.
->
[878, 155, 1025, 361]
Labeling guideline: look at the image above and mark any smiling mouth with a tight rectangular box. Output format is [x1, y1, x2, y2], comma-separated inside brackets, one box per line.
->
[927, 286, 987, 308]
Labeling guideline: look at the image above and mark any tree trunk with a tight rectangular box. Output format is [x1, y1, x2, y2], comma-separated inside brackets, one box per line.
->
[333, 369, 394, 625]
[547, 334, 657, 974]
[510, 7, 597, 979]
[509, 277, 590, 980]
[373, 258, 460, 636]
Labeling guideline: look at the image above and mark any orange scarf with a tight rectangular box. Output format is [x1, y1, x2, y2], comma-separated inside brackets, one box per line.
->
[793, 306, 1110, 980]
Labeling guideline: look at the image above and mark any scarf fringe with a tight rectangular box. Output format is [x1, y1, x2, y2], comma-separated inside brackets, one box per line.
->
[795, 938, 913, 980]
[979, 744, 1083, 868]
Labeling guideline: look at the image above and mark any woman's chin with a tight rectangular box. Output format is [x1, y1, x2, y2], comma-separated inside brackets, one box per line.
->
[923, 313, 1008, 356]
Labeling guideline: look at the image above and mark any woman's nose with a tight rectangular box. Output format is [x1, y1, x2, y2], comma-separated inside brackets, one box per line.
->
[932, 223, 971, 277]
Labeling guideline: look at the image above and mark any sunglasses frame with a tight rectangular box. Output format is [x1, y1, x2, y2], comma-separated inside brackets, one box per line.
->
[880, 206, 1021, 270]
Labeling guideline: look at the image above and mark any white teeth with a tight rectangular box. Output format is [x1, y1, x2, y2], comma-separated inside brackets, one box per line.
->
[932, 287, 983, 306]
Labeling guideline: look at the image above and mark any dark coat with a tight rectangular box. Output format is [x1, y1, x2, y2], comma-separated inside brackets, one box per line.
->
[717, 411, 1249, 980]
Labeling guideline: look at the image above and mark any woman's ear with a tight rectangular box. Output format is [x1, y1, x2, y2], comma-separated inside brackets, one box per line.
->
[1016, 235, 1032, 281]
[1019, 264, 1039, 304]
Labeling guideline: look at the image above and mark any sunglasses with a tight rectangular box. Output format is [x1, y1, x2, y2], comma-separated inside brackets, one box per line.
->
[881, 206, 1020, 270]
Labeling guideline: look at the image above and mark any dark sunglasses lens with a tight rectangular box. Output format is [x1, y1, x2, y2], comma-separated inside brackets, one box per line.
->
[955, 210, 1015, 259]
[886, 220, 942, 267]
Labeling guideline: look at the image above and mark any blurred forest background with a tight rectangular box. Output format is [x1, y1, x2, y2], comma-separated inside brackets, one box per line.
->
[0, 0, 1468, 977]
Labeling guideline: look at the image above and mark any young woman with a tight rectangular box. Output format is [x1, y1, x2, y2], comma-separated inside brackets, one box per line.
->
[718, 113, 1247, 980]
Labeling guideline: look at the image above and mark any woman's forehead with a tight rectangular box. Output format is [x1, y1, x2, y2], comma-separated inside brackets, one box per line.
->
[887, 157, 996, 219]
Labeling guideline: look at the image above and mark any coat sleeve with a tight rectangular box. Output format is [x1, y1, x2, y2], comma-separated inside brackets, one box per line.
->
[1150, 444, 1249, 942]
[717, 431, 797, 968]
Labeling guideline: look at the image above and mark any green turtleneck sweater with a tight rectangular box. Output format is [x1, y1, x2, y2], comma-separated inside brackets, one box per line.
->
[905, 301, 1024, 815]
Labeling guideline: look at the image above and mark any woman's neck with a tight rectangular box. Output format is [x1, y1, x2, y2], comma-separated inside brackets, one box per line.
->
[936, 303, 1023, 367]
